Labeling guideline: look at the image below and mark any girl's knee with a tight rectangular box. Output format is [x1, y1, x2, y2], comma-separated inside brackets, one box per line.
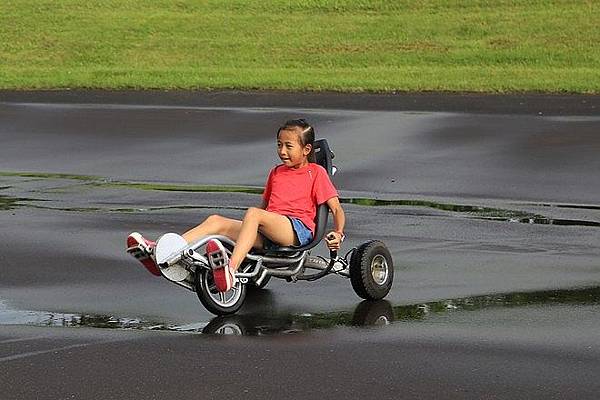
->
[205, 214, 226, 230]
[244, 207, 262, 220]
[207, 214, 240, 237]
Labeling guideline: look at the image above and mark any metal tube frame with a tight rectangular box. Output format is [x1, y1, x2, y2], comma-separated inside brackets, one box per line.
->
[160, 234, 350, 290]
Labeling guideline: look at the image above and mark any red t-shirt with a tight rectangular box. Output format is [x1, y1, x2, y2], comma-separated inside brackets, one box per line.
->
[262, 163, 338, 234]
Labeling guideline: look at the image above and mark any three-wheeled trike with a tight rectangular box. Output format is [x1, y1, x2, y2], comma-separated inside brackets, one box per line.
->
[148, 139, 394, 315]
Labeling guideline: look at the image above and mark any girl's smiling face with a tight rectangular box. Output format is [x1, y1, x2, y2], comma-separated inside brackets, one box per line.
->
[277, 128, 311, 169]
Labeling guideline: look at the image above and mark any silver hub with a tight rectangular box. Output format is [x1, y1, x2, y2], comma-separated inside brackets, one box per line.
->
[371, 254, 389, 285]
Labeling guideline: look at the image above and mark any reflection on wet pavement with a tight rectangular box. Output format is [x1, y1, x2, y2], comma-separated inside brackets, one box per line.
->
[2, 286, 599, 336]
[0, 171, 264, 194]
[345, 197, 600, 228]
[2, 172, 600, 228]
[0, 194, 35, 210]
[476, 216, 600, 227]
[534, 203, 600, 211]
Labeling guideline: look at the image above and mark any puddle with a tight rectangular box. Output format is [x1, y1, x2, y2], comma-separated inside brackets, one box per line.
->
[0, 171, 99, 181]
[0, 171, 263, 195]
[102, 182, 264, 195]
[209, 285, 600, 335]
[529, 203, 600, 211]
[342, 197, 533, 219]
[1, 171, 599, 227]
[0, 195, 20, 210]
[477, 216, 600, 227]
[0, 195, 36, 210]
[30, 204, 246, 214]
[344, 199, 600, 228]
[109, 205, 246, 213]
[0, 305, 166, 330]
[2, 286, 599, 336]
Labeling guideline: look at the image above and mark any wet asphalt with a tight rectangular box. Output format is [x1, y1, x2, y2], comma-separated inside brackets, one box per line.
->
[1, 91, 600, 399]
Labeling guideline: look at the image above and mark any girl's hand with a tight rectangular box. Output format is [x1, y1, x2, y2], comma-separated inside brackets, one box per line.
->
[325, 231, 344, 250]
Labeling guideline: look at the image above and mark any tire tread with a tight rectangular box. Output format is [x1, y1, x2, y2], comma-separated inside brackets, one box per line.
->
[349, 240, 393, 300]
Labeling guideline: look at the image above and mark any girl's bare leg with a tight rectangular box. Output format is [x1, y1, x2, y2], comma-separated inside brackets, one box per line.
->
[182, 214, 263, 249]
[229, 207, 296, 271]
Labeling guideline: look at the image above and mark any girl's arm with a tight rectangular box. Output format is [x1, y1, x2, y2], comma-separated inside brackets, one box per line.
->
[325, 196, 345, 251]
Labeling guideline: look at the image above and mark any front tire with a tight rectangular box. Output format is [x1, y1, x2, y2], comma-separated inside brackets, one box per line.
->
[349, 241, 393, 300]
[195, 268, 246, 315]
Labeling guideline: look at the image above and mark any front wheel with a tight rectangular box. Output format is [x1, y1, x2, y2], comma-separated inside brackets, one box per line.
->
[195, 268, 246, 315]
[349, 241, 393, 300]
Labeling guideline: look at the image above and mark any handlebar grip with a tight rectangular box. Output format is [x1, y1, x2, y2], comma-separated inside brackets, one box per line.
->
[327, 233, 338, 259]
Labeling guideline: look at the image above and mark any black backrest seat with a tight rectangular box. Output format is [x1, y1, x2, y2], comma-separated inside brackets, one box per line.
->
[266, 138, 334, 254]
[314, 138, 334, 177]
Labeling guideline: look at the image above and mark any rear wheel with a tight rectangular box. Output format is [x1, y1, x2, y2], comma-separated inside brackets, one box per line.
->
[349, 241, 393, 300]
[195, 268, 246, 315]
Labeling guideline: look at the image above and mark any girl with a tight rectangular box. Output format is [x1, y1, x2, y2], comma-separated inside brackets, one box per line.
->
[127, 119, 345, 292]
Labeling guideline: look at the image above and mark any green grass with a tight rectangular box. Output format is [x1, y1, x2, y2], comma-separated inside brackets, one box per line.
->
[1, 0, 599, 93]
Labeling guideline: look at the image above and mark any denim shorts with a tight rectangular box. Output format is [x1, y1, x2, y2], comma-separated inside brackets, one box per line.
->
[289, 217, 313, 246]
[263, 216, 313, 250]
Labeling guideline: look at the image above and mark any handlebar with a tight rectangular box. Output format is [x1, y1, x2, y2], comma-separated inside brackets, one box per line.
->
[327, 233, 339, 259]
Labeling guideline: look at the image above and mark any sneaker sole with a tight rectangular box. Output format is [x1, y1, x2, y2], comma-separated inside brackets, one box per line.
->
[206, 240, 233, 292]
[127, 232, 161, 276]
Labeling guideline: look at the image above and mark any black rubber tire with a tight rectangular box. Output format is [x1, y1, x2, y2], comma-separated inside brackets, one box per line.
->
[349, 240, 394, 300]
[195, 268, 246, 315]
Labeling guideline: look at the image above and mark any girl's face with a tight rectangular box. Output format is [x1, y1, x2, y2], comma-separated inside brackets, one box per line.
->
[277, 129, 311, 169]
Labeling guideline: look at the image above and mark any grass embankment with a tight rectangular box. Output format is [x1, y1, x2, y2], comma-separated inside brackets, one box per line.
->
[1, 0, 598, 93]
